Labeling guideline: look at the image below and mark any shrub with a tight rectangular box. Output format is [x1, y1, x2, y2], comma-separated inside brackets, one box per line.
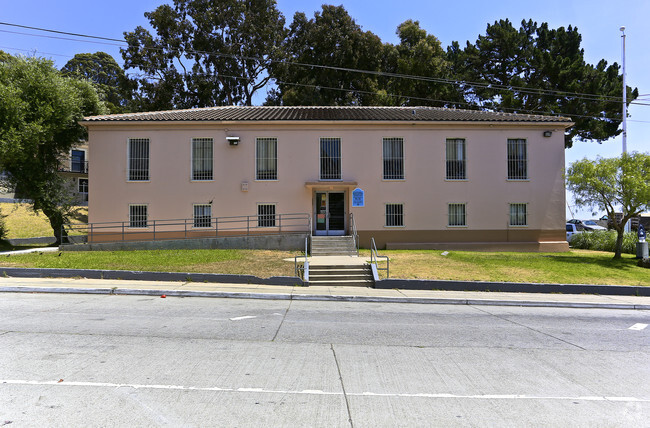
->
[0, 208, 7, 240]
[571, 230, 637, 254]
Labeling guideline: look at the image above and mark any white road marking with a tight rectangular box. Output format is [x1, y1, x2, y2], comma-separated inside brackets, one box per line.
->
[229, 315, 257, 321]
[2, 379, 649, 403]
[628, 323, 648, 331]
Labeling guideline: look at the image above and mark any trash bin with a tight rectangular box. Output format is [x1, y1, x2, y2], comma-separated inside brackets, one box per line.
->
[637, 242, 649, 259]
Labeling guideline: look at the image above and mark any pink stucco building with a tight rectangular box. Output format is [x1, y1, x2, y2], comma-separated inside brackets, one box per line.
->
[82, 106, 572, 251]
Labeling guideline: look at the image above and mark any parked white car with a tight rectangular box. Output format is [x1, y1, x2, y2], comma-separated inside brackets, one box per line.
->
[582, 220, 607, 231]
[566, 223, 584, 242]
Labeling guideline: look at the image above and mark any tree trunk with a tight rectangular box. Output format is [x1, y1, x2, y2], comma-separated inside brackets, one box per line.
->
[613, 228, 625, 259]
[41, 206, 68, 246]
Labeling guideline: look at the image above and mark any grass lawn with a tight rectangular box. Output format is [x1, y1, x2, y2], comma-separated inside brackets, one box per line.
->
[360, 249, 648, 286]
[0, 249, 300, 278]
[0, 203, 87, 239]
[0, 247, 646, 286]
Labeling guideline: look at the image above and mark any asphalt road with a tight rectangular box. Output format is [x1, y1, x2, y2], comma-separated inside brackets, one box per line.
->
[1, 293, 648, 427]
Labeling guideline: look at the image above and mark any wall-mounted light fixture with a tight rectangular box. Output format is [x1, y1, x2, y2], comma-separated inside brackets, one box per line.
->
[226, 136, 240, 146]
[543, 131, 553, 137]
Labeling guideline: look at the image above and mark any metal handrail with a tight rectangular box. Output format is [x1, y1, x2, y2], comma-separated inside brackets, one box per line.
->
[349, 212, 359, 253]
[294, 217, 312, 283]
[62, 212, 311, 245]
[370, 237, 389, 278]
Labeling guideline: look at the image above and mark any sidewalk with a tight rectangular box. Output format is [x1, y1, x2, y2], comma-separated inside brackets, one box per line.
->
[1, 277, 649, 310]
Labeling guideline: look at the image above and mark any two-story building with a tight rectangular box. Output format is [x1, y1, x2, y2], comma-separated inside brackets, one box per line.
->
[81, 106, 572, 251]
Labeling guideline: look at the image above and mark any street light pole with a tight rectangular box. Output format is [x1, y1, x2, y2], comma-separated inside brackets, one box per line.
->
[620, 26, 627, 154]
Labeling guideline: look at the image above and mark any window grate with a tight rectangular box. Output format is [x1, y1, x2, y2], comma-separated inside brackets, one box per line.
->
[448, 203, 466, 226]
[256, 138, 278, 180]
[129, 204, 148, 228]
[382, 137, 404, 179]
[193, 204, 212, 228]
[507, 139, 527, 180]
[258, 204, 276, 227]
[446, 139, 466, 180]
[128, 138, 150, 181]
[192, 138, 213, 181]
[320, 138, 341, 180]
[509, 203, 528, 226]
[385, 203, 404, 227]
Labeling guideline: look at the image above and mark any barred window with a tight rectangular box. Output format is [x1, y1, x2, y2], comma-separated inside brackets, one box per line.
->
[507, 139, 527, 180]
[448, 203, 466, 226]
[256, 138, 277, 180]
[383, 137, 404, 180]
[193, 204, 212, 228]
[192, 138, 213, 181]
[446, 139, 466, 180]
[258, 204, 276, 227]
[509, 203, 528, 226]
[320, 137, 341, 180]
[385, 203, 404, 227]
[129, 204, 148, 228]
[128, 138, 149, 181]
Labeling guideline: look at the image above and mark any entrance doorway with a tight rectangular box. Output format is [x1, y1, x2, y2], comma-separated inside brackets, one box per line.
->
[314, 191, 345, 236]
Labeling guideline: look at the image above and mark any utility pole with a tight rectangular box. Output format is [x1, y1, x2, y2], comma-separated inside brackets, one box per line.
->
[620, 26, 627, 153]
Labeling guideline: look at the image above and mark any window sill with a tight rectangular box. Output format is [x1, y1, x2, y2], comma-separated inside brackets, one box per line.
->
[382, 178, 406, 182]
[446, 225, 468, 228]
[506, 179, 530, 182]
[126, 180, 151, 183]
[508, 225, 529, 228]
[384, 225, 405, 228]
[254, 179, 279, 182]
[444, 178, 468, 182]
[190, 179, 215, 183]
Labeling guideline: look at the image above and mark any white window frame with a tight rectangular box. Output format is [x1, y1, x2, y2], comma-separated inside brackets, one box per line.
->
[191, 137, 214, 181]
[447, 203, 467, 227]
[385, 203, 404, 227]
[445, 138, 467, 180]
[507, 138, 528, 181]
[255, 137, 278, 181]
[193, 204, 212, 228]
[509, 203, 528, 227]
[257, 203, 277, 228]
[319, 137, 342, 181]
[128, 204, 148, 229]
[382, 137, 405, 180]
[127, 138, 150, 182]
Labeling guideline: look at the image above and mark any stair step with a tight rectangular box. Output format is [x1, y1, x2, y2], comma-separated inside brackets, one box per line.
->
[308, 279, 374, 287]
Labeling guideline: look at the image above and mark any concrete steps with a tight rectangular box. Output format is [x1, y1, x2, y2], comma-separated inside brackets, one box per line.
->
[308, 264, 374, 287]
[310, 236, 357, 256]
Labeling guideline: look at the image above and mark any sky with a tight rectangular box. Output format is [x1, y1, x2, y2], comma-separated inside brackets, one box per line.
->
[2, 0, 649, 219]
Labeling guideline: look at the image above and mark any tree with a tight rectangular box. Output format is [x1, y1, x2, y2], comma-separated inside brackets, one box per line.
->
[267, 5, 384, 106]
[61, 52, 133, 114]
[566, 152, 650, 258]
[0, 53, 106, 244]
[380, 20, 463, 107]
[122, 0, 287, 111]
[448, 19, 638, 147]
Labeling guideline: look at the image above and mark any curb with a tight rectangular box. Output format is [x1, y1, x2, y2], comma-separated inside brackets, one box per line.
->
[1, 286, 648, 310]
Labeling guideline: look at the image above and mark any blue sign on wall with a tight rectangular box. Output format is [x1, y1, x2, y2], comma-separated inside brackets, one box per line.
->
[352, 187, 365, 207]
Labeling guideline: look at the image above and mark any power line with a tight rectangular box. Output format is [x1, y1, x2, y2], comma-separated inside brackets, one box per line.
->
[1, 21, 644, 106]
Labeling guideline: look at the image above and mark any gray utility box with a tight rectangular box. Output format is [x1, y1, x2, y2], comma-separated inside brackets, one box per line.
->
[637, 242, 649, 259]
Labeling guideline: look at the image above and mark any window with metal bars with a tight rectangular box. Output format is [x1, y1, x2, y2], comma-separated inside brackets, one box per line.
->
[128, 138, 149, 181]
[507, 139, 527, 180]
[382, 137, 404, 180]
[193, 204, 212, 228]
[446, 139, 466, 180]
[129, 204, 148, 228]
[320, 137, 341, 180]
[258, 204, 276, 227]
[448, 203, 466, 226]
[509, 203, 528, 226]
[192, 138, 213, 181]
[256, 138, 277, 180]
[385, 203, 404, 227]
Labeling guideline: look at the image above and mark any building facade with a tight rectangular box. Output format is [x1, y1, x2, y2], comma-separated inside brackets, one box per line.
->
[82, 106, 572, 251]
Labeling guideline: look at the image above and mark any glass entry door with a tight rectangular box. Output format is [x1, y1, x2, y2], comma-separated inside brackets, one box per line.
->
[314, 191, 345, 236]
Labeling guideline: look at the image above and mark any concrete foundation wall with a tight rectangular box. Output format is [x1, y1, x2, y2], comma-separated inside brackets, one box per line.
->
[62, 233, 308, 252]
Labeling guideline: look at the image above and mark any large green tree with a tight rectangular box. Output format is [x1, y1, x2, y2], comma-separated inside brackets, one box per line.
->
[448, 19, 638, 147]
[267, 5, 385, 106]
[122, 0, 287, 110]
[61, 52, 133, 114]
[566, 152, 650, 259]
[0, 53, 106, 244]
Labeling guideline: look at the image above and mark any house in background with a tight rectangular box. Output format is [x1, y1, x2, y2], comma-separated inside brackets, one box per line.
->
[57, 142, 89, 205]
[81, 106, 572, 251]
